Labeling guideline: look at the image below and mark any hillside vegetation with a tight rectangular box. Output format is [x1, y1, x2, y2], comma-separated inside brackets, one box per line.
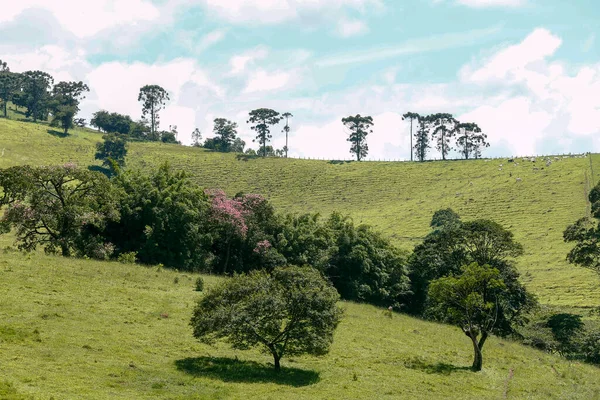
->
[0, 117, 599, 309]
[1, 251, 600, 400]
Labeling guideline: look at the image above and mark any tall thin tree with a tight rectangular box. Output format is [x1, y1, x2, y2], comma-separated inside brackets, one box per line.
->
[427, 113, 457, 161]
[456, 122, 488, 160]
[414, 116, 430, 162]
[342, 114, 374, 161]
[281, 112, 293, 158]
[402, 112, 420, 162]
[138, 85, 170, 140]
[247, 108, 282, 157]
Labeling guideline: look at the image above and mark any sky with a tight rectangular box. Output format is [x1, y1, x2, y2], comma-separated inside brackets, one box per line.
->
[0, 0, 599, 160]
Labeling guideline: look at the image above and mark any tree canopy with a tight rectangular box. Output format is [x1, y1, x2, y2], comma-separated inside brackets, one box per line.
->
[247, 108, 282, 157]
[138, 85, 170, 139]
[342, 114, 373, 161]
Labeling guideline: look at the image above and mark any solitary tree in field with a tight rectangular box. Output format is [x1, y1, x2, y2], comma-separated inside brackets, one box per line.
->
[413, 116, 430, 162]
[281, 112, 293, 158]
[402, 112, 420, 162]
[428, 113, 457, 160]
[342, 114, 373, 161]
[138, 85, 170, 140]
[456, 122, 488, 160]
[428, 262, 505, 371]
[20, 70, 54, 122]
[50, 81, 90, 135]
[247, 108, 282, 157]
[212, 118, 238, 152]
[191, 128, 202, 147]
[190, 266, 343, 371]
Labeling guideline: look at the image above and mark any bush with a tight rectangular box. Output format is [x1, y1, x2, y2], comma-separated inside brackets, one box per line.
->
[194, 276, 204, 292]
[117, 252, 137, 264]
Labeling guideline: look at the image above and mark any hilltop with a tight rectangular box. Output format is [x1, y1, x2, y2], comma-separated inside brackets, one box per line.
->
[1, 251, 599, 399]
[0, 117, 599, 309]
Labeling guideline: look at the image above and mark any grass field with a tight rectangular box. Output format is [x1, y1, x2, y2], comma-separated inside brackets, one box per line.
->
[1, 115, 599, 310]
[1, 251, 600, 400]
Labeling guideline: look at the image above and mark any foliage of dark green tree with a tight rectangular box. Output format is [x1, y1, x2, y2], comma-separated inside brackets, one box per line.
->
[138, 85, 170, 139]
[95, 134, 128, 168]
[247, 108, 282, 157]
[190, 266, 343, 371]
[428, 262, 505, 371]
[90, 111, 134, 135]
[19, 70, 54, 122]
[564, 182, 600, 272]
[456, 122, 488, 160]
[281, 112, 293, 157]
[230, 137, 246, 153]
[160, 125, 180, 144]
[430, 208, 461, 229]
[342, 114, 373, 161]
[427, 113, 457, 160]
[413, 116, 430, 162]
[402, 112, 420, 162]
[211, 118, 238, 152]
[191, 128, 202, 147]
[0, 60, 19, 118]
[49, 81, 90, 135]
[0, 164, 117, 257]
[103, 163, 211, 270]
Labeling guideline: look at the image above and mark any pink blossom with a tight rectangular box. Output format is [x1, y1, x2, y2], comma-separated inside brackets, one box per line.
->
[253, 240, 271, 254]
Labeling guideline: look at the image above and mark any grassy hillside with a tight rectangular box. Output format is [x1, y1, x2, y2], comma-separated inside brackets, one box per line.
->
[0, 117, 599, 309]
[1, 251, 599, 400]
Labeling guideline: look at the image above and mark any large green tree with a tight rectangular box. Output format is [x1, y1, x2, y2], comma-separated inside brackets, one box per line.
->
[342, 114, 373, 161]
[19, 70, 54, 122]
[247, 108, 282, 157]
[402, 112, 420, 162]
[0, 164, 117, 257]
[95, 134, 128, 168]
[413, 116, 430, 162]
[212, 118, 238, 152]
[138, 85, 170, 139]
[428, 262, 506, 371]
[427, 113, 457, 160]
[190, 266, 343, 371]
[49, 81, 90, 135]
[90, 110, 134, 135]
[456, 122, 488, 160]
[564, 182, 600, 272]
[0, 60, 19, 118]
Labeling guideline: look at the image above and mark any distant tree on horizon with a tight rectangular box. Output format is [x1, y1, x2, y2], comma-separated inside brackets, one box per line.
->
[427, 113, 457, 161]
[247, 108, 282, 157]
[212, 118, 238, 152]
[0, 60, 19, 118]
[402, 112, 420, 162]
[282, 112, 293, 158]
[49, 81, 90, 135]
[191, 128, 202, 147]
[91, 111, 134, 135]
[342, 114, 373, 161]
[456, 122, 488, 160]
[138, 85, 169, 140]
[19, 70, 54, 122]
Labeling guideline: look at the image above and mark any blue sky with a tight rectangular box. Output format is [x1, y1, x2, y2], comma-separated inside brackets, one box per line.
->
[0, 0, 598, 159]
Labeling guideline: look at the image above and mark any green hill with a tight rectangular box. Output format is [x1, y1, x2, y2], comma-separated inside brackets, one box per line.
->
[0, 117, 599, 309]
[1, 251, 599, 399]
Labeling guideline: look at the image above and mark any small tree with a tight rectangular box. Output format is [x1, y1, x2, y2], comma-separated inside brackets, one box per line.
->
[282, 112, 293, 158]
[49, 81, 90, 135]
[342, 114, 373, 161]
[247, 108, 282, 157]
[138, 85, 170, 139]
[456, 122, 488, 160]
[413, 116, 430, 162]
[190, 266, 343, 371]
[191, 128, 202, 147]
[427, 113, 457, 160]
[428, 262, 506, 371]
[0, 61, 19, 118]
[20, 70, 54, 122]
[95, 134, 128, 168]
[91, 111, 134, 135]
[212, 118, 238, 152]
[402, 112, 420, 162]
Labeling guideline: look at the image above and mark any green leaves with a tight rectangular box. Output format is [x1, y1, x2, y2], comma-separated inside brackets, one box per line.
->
[342, 114, 373, 161]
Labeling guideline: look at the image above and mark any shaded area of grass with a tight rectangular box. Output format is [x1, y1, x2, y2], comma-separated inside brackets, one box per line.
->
[403, 356, 472, 375]
[47, 129, 69, 138]
[175, 357, 320, 387]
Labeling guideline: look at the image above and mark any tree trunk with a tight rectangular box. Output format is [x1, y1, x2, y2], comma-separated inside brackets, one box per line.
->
[3, 100, 6, 118]
[470, 334, 483, 371]
[223, 239, 232, 274]
[478, 331, 488, 351]
[410, 119, 413, 162]
[273, 351, 281, 372]
[441, 129, 446, 160]
[61, 243, 71, 257]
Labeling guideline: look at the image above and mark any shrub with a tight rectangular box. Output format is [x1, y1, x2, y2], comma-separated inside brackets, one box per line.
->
[194, 277, 204, 292]
[117, 252, 137, 264]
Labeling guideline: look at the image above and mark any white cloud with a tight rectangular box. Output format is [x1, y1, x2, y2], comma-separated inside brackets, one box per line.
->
[456, 0, 527, 7]
[1, 45, 90, 82]
[336, 18, 369, 38]
[229, 47, 270, 75]
[0, 1, 160, 38]
[176, 29, 227, 55]
[243, 70, 293, 93]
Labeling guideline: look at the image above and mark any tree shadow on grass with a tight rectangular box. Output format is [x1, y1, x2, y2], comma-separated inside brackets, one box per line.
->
[403, 356, 472, 375]
[328, 160, 354, 165]
[47, 129, 69, 138]
[175, 357, 320, 387]
[236, 154, 260, 162]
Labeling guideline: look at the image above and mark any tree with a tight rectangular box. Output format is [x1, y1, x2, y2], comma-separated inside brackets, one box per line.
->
[191, 128, 202, 147]
[0, 60, 19, 118]
[282, 112, 293, 158]
[430, 208, 461, 229]
[342, 114, 373, 161]
[95, 134, 128, 168]
[413, 116, 430, 162]
[456, 122, 488, 160]
[20, 70, 54, 122]
[190, 266, 343, 371]
[160, 125, 180, 144]
[427, 113, 457, 160]
[0, 164, 117, 257]
[402, 112, 420, 162]
[428, 262, 506, 371]
[231, 137, 246, 153]
[247, 108, 282, 157]
[564, 181, 600, 272]
[212, 118, 238, 152]
[91, 111, 134, 135]
[138, 85, 170, 139]
[49, 81, 90, 135]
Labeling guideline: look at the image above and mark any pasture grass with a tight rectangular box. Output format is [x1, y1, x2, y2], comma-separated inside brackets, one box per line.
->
[1, 251, 600, 399]
[0, 116, 599, 309]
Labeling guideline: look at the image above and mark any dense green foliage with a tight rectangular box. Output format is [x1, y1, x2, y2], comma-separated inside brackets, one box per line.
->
[138, 85, 170, 139]
[48, 81, 89, 135]
[191, 266, 342, 371]
[564, 180, 600, 272]
[247, 108, 282, 157]
[95, 133, 128, 168]
[342, 114, 373, 161]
